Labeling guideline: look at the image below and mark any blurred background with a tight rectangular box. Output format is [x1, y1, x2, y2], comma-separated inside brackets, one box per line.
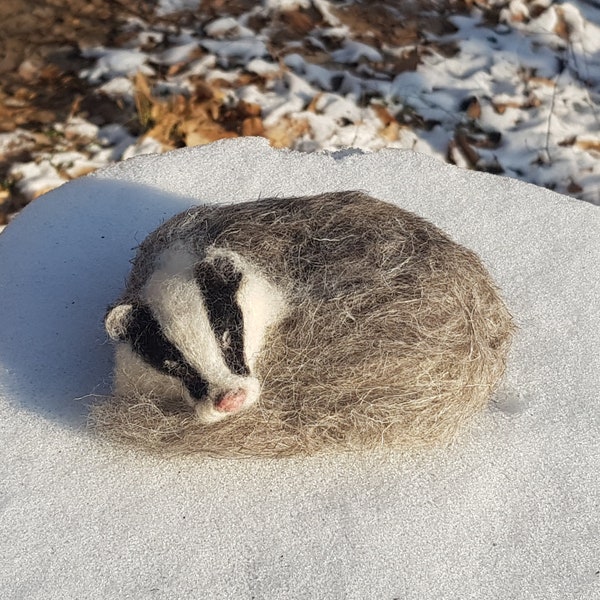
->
[1, 0, 599, 225]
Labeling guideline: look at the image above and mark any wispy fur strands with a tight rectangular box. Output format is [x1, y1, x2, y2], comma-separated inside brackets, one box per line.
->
[92, 192, 515, 457]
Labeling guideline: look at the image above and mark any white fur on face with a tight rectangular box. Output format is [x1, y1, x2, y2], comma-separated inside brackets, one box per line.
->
[142, 246, 233, 388]
[113, 343, 185, 401]
[205, 247, 287, 371]
[113, 244, 287, 423]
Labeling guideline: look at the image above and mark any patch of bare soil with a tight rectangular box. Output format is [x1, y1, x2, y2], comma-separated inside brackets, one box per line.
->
[0, 0, 158, 124]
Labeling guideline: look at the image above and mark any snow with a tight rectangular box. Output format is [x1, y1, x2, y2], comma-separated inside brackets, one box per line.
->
[200, 39, 269, 63]
[80, 48, 154, 83]
[330, 41, 384, 64]
[156, 0, 200, 15]
[155, 42, 200, 66]
[264, 0, 312, 11]
[204, 17, 255, 39]
[9, 160, 66, 199]
[0, 137, 599, 598]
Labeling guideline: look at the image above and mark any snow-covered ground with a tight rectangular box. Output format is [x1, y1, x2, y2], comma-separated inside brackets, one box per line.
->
[4, 0, 600, 212]
[0, 138, 598, 598]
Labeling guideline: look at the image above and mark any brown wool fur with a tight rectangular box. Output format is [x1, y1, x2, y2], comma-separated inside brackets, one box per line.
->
[91, 191, 515, 457]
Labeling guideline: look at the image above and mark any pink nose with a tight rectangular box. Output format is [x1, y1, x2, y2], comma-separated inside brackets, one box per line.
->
[214, 389, 247, 413]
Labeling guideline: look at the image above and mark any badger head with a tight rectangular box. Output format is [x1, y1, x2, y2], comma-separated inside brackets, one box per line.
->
[105, 245, 286, 424]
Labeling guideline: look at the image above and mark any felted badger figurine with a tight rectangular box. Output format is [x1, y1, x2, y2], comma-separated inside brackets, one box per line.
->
[94, 191, 514, 457]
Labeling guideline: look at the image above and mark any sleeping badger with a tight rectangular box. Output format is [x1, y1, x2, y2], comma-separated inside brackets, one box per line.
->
[95, 191, 514, 457]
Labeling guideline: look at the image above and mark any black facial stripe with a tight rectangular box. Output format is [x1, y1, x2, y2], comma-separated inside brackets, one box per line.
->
[195, 257, 250, 377]
[183, 375, 209, 401]
[125, 304, 210, 400]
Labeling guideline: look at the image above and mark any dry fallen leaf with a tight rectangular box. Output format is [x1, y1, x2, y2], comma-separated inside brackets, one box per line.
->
[554, 7, 570, 41]
[454, 128, 480, 167]
[241, 117, 264, 136]
[372, 103, 401, 141]
[265, 116, 309, 148]
[466, 97, 481, 120]
[134, 73, 256, 148]
[576, 139, 600, 153]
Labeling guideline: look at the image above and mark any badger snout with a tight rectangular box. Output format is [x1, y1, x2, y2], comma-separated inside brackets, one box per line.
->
[191, 376, 261, 424]
[214, 389, 247, 413]
[191, 389, 249, 423]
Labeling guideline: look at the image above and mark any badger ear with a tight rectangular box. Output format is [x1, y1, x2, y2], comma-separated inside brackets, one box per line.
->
[105, 304, 133, 341]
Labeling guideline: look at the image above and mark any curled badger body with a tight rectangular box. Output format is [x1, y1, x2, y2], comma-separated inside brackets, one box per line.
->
[94, 191, 514, 457]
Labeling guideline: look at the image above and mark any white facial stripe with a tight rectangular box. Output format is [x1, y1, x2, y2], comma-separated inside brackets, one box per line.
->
[141, 246, 234, 387]
[237, 269, 287, 370]
[114, 344, 185, 400]
[205, 248, 287, 371]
